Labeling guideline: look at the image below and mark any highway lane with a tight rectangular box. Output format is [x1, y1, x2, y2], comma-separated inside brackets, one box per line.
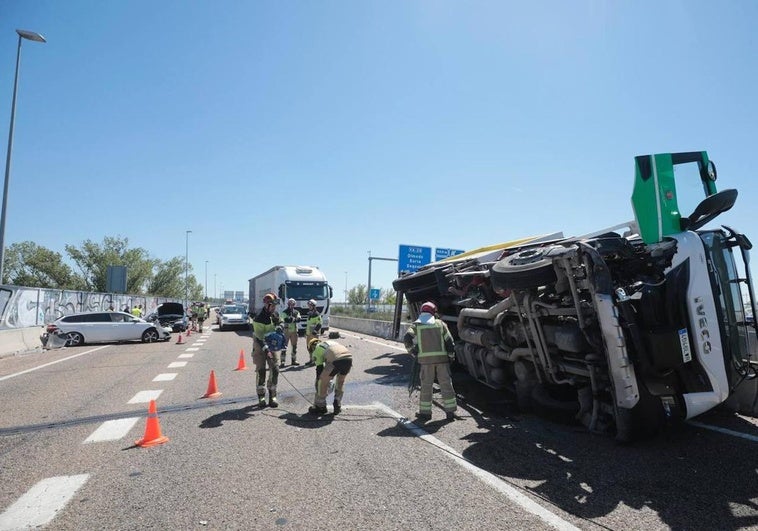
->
[0, 325, 756, 530]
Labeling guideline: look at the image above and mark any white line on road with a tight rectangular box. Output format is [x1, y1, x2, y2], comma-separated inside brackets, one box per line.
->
[687, 420, 758, 443]
[0, 346, 110, 382]
[153, 373, 177, 382]
[185, 348, 200, 352]
[0, 474, 89, 530]
[83, 418, 139, 443]
[178, 353, 194, 359]
[128, 390, 163, 404]
[167, 361, 187, 368]
[338, 332, 405, 351]
[351, 403, 581, 531]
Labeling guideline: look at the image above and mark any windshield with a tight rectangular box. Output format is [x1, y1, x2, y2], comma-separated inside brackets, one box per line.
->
[700, 231, 755, 378]
[284, 281, 329, 301]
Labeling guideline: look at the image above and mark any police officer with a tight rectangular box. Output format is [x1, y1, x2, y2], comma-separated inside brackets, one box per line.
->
[280, 298, 301, 367]
[307, 338, 352, 416]
[304, 299, 322, 366]
[252, 293, 282, 407]
[403, 301, 457, 421]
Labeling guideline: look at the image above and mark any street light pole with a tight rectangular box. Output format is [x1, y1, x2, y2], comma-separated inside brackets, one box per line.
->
[214, 273, 217, 303]
[0, 29, 46, 284]
[185, 230, 192, 309]
[204, 260, 208, 300]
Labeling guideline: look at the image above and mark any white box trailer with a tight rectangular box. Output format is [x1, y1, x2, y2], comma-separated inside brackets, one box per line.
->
[248, 265, 333, 335]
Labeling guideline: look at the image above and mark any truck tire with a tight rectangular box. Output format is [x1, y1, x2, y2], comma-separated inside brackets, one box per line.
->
[491, 247, 557, 290]
[530, 383, 579, 424]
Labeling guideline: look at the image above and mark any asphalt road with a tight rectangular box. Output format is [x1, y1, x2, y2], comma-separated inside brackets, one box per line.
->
[0, 325, 756, 530]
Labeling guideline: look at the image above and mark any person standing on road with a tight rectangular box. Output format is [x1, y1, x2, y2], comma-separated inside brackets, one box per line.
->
[252, 293, 282, 408]
[304, 299, 322, 366]
[196, 303, 207, 333]
[403, 301, 457, 421]
[307, 338, 352, 416]
[131, 305, 142, 318]
[280, 298, 301, 367]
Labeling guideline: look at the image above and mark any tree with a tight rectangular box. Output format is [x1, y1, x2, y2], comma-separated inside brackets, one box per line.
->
[66, 236, 157, 293]
[3, 241, 85, 289]
[381, 288, 396, 305]
[149, 257, 186, 298]
[348, 284, 368, 305]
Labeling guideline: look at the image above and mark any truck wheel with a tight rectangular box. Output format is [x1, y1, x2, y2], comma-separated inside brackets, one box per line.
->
[491, 247, 558, 290]
[530, 384, 579, 424]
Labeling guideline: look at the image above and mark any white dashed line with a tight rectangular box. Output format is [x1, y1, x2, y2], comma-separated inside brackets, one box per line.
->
[167, 361, 187, 368]
[178, 353, 194, 358]
[0, 474, 89, 530]
[153, 373, 177, 382]
[83, 418, 139, 443]
[128, 390, 163, 403]
[185, 348, 200, 352]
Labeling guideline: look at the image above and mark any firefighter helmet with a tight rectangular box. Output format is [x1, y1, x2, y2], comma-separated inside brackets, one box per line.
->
[420, 301, 437, 314]
[287, 298, 296, 305]
[263, 293, 277, 304]
[308, 299, 316, 307]
[308, 337, 320, 353]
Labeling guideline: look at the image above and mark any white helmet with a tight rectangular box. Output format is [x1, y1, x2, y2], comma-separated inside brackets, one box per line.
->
[308, 299, 317, 307]
[287, 298, 296, 305]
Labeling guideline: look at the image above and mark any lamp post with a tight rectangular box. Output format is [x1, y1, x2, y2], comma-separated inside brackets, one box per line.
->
[204, 260, 208, 300]
[214, 273, 217, 303]
[0, 29, 46, 284]
[185, 230, 192, 308]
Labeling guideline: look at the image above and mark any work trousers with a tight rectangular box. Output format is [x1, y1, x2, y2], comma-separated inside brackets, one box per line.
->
[314, 358, 352, 408]
[283, 330, 299, 363]
[419, 362, 456, 415]
[252, 341, 280, 398]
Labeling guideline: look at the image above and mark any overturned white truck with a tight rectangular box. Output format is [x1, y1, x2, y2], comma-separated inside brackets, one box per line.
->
[393, 151, 757, 441]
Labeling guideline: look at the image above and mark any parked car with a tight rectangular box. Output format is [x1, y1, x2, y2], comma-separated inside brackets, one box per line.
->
[145, 302, 187, 332]
[46, 311, 172, 346]
[217, 304, 250, 330]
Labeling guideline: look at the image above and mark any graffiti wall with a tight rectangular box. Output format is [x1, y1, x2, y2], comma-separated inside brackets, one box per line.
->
[0, 285, 182, 329]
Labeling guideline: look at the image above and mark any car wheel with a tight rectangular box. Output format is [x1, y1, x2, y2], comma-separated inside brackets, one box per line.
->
[65, 332, 84, 347]
[142, 328, 160, 343]
[490, 247, 558, 291]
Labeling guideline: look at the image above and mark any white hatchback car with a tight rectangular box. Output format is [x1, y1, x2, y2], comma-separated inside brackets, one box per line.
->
[46, 311, 172, 346]
[217, 305, 250, 331]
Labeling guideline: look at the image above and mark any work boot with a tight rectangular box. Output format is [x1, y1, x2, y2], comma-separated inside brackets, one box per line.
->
[269, 396, 279, 408]
[258, 396, 267, 408]
[291, 361, 300, 366]
[445, 411, 456, 421]
[416, 412, 431, 422]
[279, 362, 285, 369]
[308, 405, 327, 416]
[332, 401, 341, 415]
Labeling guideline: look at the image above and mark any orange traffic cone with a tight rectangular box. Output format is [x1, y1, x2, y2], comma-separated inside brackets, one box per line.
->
[234, 349, 248, 371]
[202, 370, 222, 398]
[135, 399, 169, 448]
[176, 333, 184, 344]
[186, 328, 192, 337]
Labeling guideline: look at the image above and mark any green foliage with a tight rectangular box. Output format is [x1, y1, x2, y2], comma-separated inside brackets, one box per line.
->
[348, 284, 367, 305]
[3, 241, 85, 288]
[66, 236, 157, 293]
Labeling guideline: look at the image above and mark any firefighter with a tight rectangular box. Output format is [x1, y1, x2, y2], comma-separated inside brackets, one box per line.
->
[280, 298, 301, 367]
[403, 301, 457, 421]
[304, 299, 322, 366]
[196, 303, 207, 333]
[252, 293, 282, 407]
[307, 337, 352, 416]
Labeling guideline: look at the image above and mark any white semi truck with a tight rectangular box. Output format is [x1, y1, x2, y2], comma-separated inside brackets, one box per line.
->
[248, 265, 333, 336]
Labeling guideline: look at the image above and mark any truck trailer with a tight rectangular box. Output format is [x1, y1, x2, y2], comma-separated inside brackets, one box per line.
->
[248, 265, 333, 335]
[393, 151, 757, 441]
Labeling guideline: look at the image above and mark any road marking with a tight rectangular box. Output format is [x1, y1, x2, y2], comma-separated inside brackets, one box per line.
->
[167, 361, 187, 368]
[0, 474, 89, 530]
[83, 418, 139, 443]
[178, 353, 194, 359]
[153, 373, 177, 382]
[185, 348, 200, 352]
[354, 403, 581, 531]
[0, 346, 110, 382]
[688, 420, 758, 443]
[128, 390, 163, 403]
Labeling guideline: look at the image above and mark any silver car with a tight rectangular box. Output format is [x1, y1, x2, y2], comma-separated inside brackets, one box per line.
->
[46, 311, 172, 346]
[217, 305, 249, 331]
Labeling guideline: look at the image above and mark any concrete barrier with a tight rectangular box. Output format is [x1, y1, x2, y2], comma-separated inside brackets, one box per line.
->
[330, 316, 409, 341]
[0, 326, 44, 358]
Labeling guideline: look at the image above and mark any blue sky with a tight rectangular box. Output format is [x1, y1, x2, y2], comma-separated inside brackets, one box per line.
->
[1, 1, 757, 301]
